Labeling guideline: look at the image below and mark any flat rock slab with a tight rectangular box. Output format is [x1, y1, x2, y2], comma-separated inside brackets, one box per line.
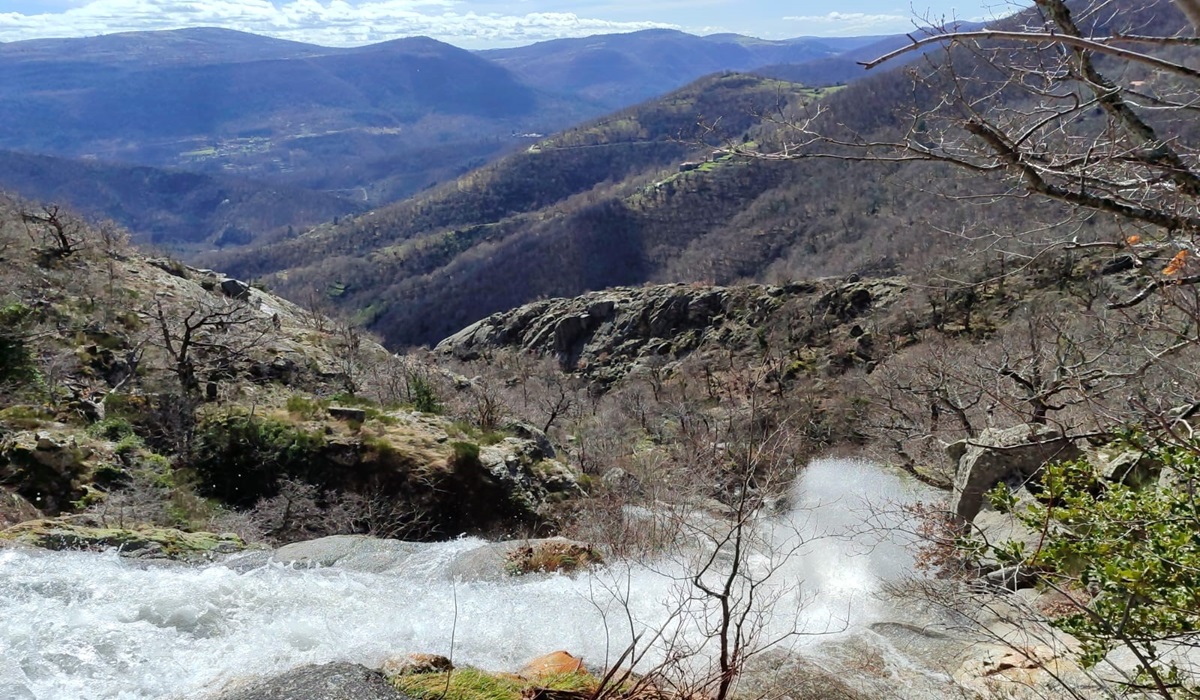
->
[215, 662, 410, 700]
[271, 535, 424, 573]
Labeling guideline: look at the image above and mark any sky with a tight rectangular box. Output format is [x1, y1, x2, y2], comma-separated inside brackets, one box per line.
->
[0, 0, 1020, 48]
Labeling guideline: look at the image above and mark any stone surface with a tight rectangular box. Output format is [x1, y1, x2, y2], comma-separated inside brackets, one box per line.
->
[949, 424, 1081, 522]
[1090, 446, 1160, 487]
[600, 467, 641, 494]
[436, 279, 907, 386]
[219, 278, 252, 301]
[0, 517, 245, 561]
[328, 406, 368, 422]
[381, 653, 453, 677]
[518, 651, 587, 679]
[0, 431, 95, 515]
[0, 491, 40, 528]
[215, 662, 409, 700]
[478, 438, 584, 520]
[272, 535, 424, 573]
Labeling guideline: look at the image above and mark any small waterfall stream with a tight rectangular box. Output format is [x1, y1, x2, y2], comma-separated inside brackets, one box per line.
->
[0, 459, 935, 700]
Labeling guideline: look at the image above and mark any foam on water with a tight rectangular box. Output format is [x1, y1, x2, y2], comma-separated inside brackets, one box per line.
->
[0, 458, 933, 700]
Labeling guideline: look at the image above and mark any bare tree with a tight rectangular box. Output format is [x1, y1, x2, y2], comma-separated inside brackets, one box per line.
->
[21, 204, 86, 259]
[145, 293, 274, 397]
[774, 0, 1200, 295]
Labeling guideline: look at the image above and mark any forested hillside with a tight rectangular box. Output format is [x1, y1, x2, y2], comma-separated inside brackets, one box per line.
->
[202, 74, 836, 344]
[0, 150, 362, 252]
[199, 0, 1187, 350]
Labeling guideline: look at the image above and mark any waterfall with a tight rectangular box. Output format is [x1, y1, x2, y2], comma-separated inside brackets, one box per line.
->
[0, 458, 933, 700]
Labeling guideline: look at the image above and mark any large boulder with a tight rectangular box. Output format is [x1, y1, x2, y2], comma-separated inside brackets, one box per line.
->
[948, 425, 1081, 522]
[479, 438, 584, 518]
[0, 491, 40, 528]
[271, 535, 423, 572]
[0, 431, 95, 514]
[215, 663, 408, 700]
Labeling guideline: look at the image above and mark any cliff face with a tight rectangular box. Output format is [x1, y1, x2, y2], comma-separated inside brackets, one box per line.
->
[437, 278, 909, 386]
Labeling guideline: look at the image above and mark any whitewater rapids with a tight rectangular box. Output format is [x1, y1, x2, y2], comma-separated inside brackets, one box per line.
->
[0, 459, 933, 700]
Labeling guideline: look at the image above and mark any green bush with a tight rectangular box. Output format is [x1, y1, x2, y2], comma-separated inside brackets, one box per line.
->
[409, 374, 442, 414]
[0, 303, 37, 387]
[970, 438, 1200, 690]
[285, 395, 326, 420]
[87, 416, 137, 441]
[189, 411, 327, 507]
[450, 441, 481, 471]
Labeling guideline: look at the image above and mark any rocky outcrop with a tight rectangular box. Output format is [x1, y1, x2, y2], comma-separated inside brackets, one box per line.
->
[0, 491, 40, 528]
[479, 437, 583, 518]
[436, 279, 907, 384]
[0, 431, 96, 515]
[215, 663, 407, 700]
[0, 517, 245, 562]
[191, 408, 583, 539]
[948, 424, 1081, 522]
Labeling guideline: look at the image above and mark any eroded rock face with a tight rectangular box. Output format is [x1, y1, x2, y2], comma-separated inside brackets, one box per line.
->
[436, 279, 907, 385]
[479, 437, 584, 522]
[0, 431, 94, 515]
[948, 424, 1081, 522]
[215, 662, 407, 700]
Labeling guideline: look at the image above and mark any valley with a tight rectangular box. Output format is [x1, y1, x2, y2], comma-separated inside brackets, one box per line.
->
[3, 0, 1200, 698]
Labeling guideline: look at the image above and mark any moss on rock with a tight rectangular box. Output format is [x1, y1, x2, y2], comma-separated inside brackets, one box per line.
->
[0, 517, 246, 561]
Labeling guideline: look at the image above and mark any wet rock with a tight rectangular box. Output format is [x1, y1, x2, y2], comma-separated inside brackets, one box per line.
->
[271, 535, 423, 573]
[381, 653, 453, 677]
[446, 538, 593, 582]
[949, 424, 1081, 522]
[216, 662, 407, 700]
[0, 517, 245, 561]
[954, 644, 1080, 699]
[737, 650, 871, 700]
[519, 651, 587, 679]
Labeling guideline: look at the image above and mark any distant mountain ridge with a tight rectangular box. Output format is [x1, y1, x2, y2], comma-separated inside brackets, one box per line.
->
[0, 25, 895, 216]
[478, 29, 860, 108]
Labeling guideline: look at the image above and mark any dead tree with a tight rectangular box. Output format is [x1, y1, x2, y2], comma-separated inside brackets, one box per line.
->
[146, 294, 273, 397]
[21, 204, 85, 259]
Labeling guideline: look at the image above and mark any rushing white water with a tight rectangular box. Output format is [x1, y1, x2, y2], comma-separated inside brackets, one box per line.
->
[0, 459, 933, 700]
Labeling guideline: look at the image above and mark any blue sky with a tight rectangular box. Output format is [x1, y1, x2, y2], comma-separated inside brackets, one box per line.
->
[0, 0, 1019, 47]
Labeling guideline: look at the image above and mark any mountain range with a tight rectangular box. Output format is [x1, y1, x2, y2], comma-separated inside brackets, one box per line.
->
[0, 26, 893, 219]
[192, 0, 1186, 348]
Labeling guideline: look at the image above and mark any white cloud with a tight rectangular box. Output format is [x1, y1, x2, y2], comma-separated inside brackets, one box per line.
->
[0, 0, 677, 47]
[782, 11, 913, 35]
